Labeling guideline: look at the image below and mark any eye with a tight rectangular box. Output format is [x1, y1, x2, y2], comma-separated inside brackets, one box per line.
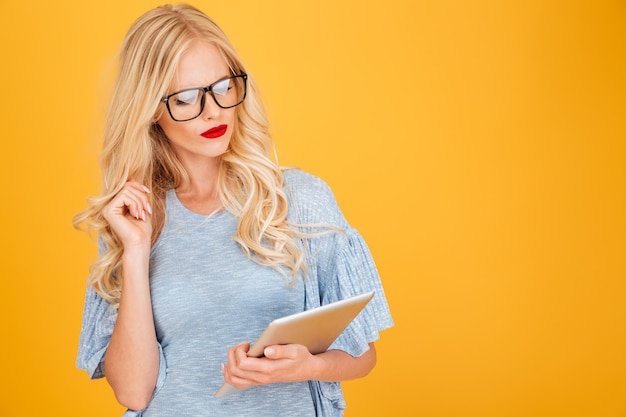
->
[172, 89, 200, 106]
[212, 79, 231, 96]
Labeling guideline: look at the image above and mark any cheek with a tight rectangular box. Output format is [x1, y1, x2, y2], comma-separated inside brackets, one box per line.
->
[226, 109, 238, 131]
[156, 113, 169, 130]
[156, 114, 183, 140]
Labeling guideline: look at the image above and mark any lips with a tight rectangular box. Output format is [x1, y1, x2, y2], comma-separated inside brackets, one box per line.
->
[201, 124, 228, 139]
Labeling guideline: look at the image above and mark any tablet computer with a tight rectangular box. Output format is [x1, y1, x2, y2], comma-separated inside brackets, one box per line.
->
[214, 290, 375, 397]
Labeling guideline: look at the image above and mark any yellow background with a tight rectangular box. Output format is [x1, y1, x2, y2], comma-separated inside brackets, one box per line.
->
[1, 0, 625, 416]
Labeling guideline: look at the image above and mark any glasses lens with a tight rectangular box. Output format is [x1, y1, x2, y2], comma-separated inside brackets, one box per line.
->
[211, 76, 246, 109]
[167, 89, 203, 121]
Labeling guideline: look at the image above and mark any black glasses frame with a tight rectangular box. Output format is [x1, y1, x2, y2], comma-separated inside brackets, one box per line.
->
[161, 73, 248, 122]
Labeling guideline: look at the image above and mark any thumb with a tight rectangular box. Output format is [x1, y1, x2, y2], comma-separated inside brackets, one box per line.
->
[263, 344, 286, 359]
[264, 344, 306, 359]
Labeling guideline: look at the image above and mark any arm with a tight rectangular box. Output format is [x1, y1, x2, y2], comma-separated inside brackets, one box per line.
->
[309, 343, 377, 381]
[223, 172, 389, 390]
[222, 342, 377, 388]
[101, 181, 160, 410]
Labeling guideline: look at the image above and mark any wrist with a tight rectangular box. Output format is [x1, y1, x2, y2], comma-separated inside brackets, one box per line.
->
[122, 243, 151, 258]
[121, 245, 151, 279]
[309, 353, 327, 381]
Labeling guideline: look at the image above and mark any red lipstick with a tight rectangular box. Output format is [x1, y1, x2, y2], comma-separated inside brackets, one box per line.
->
[201, 124, 228, 139]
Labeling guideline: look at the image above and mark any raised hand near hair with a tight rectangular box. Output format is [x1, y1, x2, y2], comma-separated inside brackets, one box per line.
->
[102, 180, 153, 249]
[100, 180, 158, 410]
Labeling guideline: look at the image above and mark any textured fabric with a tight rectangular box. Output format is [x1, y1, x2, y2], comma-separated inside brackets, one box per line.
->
[76, 169, 393, 416]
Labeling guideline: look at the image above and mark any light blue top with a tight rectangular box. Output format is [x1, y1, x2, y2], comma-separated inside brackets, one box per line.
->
[77, 169, 393, 416]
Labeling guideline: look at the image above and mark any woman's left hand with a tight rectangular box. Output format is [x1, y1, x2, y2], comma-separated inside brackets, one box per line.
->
[222, 342, 321, 389]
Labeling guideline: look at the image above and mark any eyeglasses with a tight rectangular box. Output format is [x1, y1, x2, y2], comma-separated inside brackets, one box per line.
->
[161, 73, 248, 122]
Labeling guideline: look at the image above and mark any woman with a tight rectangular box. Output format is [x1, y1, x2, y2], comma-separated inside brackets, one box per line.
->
[75, 4, 392, 416]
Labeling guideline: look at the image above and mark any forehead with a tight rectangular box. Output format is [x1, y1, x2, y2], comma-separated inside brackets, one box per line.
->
[170, 41, 230, 91]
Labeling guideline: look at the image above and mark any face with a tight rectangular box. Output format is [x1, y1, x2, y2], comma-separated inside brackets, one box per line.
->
[157, 41, 236, 166]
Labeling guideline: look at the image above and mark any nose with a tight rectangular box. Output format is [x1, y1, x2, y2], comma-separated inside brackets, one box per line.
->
[201, 92, 221, 120]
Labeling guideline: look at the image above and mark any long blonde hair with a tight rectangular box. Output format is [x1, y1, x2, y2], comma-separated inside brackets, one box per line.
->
[73, 4, 306, 305]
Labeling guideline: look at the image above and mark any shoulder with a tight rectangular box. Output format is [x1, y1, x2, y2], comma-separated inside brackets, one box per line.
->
[282, 168, 332, 198]
[282, 168, 347, 227]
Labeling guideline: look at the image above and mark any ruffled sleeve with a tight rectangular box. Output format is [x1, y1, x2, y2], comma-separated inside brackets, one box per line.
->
[284, 169, 393, 344]
[283, 169, 393, 416]
[76, 284, 117, 379]
[76, 240, 168, 417]
[319, 225, 393, 356]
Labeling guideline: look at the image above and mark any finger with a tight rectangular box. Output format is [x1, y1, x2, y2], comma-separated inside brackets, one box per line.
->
[126, 179, 152, 200]
[226, 342, 248, 375]
[118, 190, 146, 220]
[263, 344, 306, 360]
[226, 343, 269, 380]
[229, 342, 251, 368]
[224, 371, 256, 389]
[223, 362, 253, 388]
[123, 181, 153, 215]
[114, 186, 150, 220]
[235, 343, 250, 363]
[226, 363, 270, 387]
[225, 346, 267, 388]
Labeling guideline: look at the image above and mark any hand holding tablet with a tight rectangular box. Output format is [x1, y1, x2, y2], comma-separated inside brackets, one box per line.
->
[214, 290, 375, 397]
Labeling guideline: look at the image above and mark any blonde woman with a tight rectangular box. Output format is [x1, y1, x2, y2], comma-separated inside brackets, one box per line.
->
[75, 4, 392, 416]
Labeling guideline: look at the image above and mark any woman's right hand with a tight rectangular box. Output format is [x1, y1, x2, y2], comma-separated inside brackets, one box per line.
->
[102, 181, 158, 410]
[102, 179, 153, 248]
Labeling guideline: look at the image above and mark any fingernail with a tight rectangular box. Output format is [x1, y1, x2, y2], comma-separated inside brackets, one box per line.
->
[264, 347, 275, 356]
[221, 363, 225, 373]
[142, 185, 151, 193]
[146, 202, 153, 215]
[141, 210, 146, 221]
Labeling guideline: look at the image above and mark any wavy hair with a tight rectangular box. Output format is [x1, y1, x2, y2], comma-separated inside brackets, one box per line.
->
[73, 4, 307, 305]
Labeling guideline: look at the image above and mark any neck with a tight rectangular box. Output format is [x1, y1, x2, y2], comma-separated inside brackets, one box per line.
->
[175, 156, 223, 215]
